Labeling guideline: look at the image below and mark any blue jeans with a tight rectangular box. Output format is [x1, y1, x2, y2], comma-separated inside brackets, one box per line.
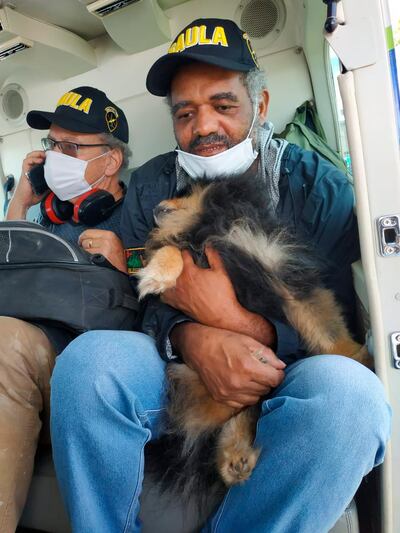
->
[50, 331, 391, 533]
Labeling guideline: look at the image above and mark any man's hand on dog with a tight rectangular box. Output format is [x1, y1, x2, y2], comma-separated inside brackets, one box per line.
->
[171, 323, 286, 409]
[162, 246, 276, 347]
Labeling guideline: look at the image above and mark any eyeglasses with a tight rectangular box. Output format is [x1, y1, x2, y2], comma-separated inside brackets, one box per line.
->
[41, 137, 110, 158]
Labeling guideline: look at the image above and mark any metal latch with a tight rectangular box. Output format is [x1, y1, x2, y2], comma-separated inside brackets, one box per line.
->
[377, 215, 400, 256]
[390, 333, 400, 369]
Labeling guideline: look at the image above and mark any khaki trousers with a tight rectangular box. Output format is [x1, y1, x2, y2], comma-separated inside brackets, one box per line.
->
[0, 317, 56, 533]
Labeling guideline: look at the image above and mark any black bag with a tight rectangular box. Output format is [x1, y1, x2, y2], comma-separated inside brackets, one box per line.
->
[0, 221, 138, 332]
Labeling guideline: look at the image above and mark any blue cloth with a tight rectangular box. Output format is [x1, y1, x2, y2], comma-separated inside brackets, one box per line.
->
[50, 330, 391, 532]
[40, 202, 123, 244]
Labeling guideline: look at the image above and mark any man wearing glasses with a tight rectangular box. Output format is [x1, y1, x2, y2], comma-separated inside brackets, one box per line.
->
[1, 86, 131, 532]
[7, 85, 130, 270]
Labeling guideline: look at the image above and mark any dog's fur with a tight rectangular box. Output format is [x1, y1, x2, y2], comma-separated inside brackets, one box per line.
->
[137, 174, 367, 495]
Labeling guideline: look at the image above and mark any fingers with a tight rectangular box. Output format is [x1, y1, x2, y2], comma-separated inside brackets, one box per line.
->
[80, 237, 97, 252]
[79, 229, 117, 247]
[25, 151, 46, 163]
[181, 249, 195, 268]
[252, 367, 285, 389]
[204, 245, 225, 271]
[23, 151, 46, 174]
[251, 347, 286, 370]
[78, 230, 90, 247]
[225, 397, 260, 409]
[26, 156, 46, 168]
[239, 347, 286, 389]
[218, 387, 272, 409]
[181, 247, 226, 275]
[79, 238, 108, 254]
[78, 230, 127, 272]
[79, 229, 112, 243]
[230, 372, 279, 396]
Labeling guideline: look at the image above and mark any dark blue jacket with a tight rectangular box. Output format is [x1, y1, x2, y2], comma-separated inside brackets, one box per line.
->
[121, 143, 360, 365]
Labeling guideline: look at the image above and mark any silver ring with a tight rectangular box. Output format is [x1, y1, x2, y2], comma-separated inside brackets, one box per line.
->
[253, 348, 268, 364]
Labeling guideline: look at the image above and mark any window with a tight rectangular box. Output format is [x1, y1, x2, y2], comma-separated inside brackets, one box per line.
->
[388, 0, 400, 141]
[328, 47, 352, 174]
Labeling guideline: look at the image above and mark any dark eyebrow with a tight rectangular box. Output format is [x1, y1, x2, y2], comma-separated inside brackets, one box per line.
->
[48, 135, 80, 143]
[171, 92, 239, 115]
[209, 92, 239, 103]
[172, 101, 192, 115]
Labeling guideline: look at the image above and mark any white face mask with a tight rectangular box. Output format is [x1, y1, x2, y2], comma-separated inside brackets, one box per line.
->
[176, 109, 259, 179]
[44, 150, 109, 201]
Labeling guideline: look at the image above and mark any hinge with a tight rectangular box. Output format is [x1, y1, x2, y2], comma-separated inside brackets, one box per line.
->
[390, 333, 400, 369]
[377, 215, 400, 256]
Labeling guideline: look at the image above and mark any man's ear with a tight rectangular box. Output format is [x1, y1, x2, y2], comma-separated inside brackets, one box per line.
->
[104, 148, 124, 176]
[258, 90, 270, 125]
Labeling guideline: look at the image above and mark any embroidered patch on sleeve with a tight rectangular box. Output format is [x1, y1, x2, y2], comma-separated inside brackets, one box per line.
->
[125, 247, 146, 275]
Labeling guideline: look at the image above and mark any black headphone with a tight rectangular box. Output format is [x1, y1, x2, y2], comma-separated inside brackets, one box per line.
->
[40, 182, 126, 226]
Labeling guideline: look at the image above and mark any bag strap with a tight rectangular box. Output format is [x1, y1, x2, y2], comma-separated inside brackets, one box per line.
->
[293, 101, 328, 142]
[123, 294, 139, 311]
[290, 120, 349, 175]
[109, 289, 139, 311]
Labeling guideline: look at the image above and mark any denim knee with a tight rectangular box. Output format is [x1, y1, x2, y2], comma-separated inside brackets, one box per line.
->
[51, 330, 165, 425]
[264, 355, 391, 465]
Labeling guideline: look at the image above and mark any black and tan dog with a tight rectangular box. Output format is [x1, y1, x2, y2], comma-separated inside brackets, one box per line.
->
[137, 174, 367, 492]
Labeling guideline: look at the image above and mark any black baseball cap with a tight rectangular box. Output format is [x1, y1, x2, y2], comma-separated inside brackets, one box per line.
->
[26, 86, 129, 143]
[146, 18, 260, 97]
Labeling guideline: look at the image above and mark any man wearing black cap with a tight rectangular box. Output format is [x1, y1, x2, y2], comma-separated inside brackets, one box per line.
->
[0, 86, 131, 532]
[50, 20, 390, 533]
[7, 85, 130, 269]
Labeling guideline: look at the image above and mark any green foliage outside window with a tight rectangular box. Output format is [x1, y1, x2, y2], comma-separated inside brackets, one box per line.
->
[395, 18, 400, 47]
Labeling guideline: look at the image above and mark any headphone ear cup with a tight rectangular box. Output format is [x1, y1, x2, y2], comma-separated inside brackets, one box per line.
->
[73, 189, 115, 225]
[40, 192, 73, 224]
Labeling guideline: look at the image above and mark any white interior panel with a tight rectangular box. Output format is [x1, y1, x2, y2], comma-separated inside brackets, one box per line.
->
[259, 47, 313, 133]
[0, 0, 313, 219]
[0, 129, 33, 183]
[118, 92, 175, 168]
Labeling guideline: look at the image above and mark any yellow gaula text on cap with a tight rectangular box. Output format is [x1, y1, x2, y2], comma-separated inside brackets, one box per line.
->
[56, 91, 93, 114]
[168, 25, 228, 54]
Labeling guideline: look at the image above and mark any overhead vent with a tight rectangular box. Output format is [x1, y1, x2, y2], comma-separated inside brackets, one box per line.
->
[0, 37, 32, 61]
[235, 0, 286, 48]
[88, 0, 140, 18]
[86, 0, 171, 54]
[0, 6, 96, 78]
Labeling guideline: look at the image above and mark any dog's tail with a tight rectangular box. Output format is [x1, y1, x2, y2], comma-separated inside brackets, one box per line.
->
[145, 430, 225, 514]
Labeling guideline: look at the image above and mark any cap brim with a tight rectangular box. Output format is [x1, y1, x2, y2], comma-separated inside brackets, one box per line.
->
[146, 53, 253, 96]
[26, 110, 103, 135]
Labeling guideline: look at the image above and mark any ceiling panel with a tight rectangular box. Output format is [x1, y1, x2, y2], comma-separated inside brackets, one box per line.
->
[2, 0, 106, 40]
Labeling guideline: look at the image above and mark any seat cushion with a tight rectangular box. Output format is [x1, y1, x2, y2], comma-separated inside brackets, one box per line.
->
[20, 447, 359, 533]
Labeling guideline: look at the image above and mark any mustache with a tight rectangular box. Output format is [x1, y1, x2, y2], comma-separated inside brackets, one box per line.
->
[189, 134, 231, 152]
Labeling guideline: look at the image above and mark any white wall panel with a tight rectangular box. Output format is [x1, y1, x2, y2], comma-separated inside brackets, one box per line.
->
[0, 0, 312, 185]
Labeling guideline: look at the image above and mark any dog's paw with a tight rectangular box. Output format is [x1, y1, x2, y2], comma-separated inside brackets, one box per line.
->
[137, 267, 175, 299]
[217, 443, 260, 486]
[352, 344, 373, 368]
[136, 246, 183, 299]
